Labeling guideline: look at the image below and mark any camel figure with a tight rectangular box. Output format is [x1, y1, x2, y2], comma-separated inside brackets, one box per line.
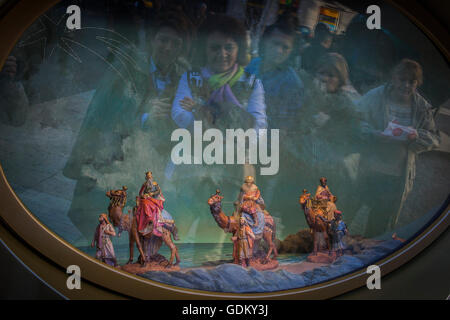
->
[106, 188, 180, 267]
[299, 189, 330, 255]
[207, 191, 278, 263]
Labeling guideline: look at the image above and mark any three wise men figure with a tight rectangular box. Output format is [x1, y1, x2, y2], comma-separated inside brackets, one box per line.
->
[136, 171, 179, 241]
[315, 176, 339, 220]
[314, 177, 349, 255]
[315, 177, 334, 202]
[136, 171, 165, 238]
[329, 211, 348, 257]
[232, 175, 265, 266]
[237, 175, 266, 226]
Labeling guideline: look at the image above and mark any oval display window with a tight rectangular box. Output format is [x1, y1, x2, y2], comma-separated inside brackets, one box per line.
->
[0, 0, 448, 299]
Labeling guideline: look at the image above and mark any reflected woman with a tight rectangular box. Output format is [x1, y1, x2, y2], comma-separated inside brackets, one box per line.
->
[357, 59, 440, 237]
[172, 14, 267, 131]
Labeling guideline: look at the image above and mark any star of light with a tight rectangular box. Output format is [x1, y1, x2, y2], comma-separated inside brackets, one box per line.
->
[18, 13, 81, 62]
[17, 13, 142, 92]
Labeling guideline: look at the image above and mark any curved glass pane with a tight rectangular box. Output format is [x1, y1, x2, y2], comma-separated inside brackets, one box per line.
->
[0, 0, 448, 293]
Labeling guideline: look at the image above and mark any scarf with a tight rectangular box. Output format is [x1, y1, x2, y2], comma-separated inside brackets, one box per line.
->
[203, 64, 245, 108]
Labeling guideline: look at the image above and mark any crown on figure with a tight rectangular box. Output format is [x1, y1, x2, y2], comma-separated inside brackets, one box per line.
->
[245, 176, 254, 183]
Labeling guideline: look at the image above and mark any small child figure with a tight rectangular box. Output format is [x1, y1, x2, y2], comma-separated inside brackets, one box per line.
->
[330, 211, 348, 257]
[231, 217, 256, 267]
[92, 213, 118, 267]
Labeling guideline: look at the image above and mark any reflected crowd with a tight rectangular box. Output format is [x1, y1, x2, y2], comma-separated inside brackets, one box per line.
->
[0, 0, 444, 240]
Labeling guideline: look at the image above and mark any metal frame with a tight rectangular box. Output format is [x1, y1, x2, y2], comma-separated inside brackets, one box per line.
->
[0, 0, 448, 299]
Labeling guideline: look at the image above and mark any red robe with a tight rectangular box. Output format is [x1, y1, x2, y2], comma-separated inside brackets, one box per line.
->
[136, 184, 165, 237]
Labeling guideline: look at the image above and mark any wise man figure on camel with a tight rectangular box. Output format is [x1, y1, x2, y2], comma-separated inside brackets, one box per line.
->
[237, 175, 266, 226]
[314, 177, 346, 253]
[315, 177, 339, 219]
[136, 171, 165, 238]
[315, 177, 334, 201]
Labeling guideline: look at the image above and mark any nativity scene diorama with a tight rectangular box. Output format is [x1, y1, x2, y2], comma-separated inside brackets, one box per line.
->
[88, 172, 407, 293]
[97, 173, 280, 273]
[1, 0, 447, 295]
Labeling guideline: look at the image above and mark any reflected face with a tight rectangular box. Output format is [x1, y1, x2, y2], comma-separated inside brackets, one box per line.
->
[206, 32, 239, 73]
[262, 29, 294, 67]
[391, 74, 419, 100]
[152, 27, 183, 68]
[321, 36, 333, 49]
[317, 68, 340, 93]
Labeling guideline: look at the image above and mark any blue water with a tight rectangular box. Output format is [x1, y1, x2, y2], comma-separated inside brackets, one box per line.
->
[79, 242, 306, 268]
